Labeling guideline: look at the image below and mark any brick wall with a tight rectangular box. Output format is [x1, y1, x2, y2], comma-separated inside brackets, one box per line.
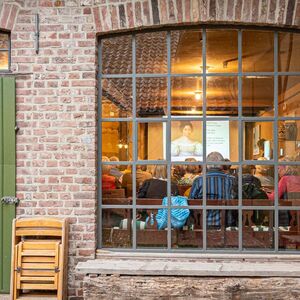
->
[0, 0, 299, 299]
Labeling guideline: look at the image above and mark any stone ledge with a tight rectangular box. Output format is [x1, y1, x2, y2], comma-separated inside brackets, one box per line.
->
[76, 254, 300, 277]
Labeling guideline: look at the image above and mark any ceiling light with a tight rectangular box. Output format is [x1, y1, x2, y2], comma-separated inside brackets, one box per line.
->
[194, 90, 202, 101]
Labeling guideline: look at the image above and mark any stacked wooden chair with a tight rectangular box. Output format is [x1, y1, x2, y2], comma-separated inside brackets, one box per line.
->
[10, 218, 68, 300]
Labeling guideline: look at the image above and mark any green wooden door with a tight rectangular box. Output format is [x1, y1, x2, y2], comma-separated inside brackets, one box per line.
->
[0, 77, 16, 293]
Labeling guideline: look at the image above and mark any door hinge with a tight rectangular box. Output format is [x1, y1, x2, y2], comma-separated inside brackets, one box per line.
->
[1, 196, 19, 205]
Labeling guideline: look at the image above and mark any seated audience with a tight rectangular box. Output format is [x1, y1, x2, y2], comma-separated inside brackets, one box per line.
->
[109, 156, 123, 180]
[171, 165, 186, 183]
[189, 152, 238, 227]
[102, 156, 120, 190]
[138, 164, 179, 198]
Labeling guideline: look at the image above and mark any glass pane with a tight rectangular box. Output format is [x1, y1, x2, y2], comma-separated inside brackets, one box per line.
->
[207, 77, 238, 116]
[242, 164, 274, 206]
[171, 77, 203, 116]
[278, 121, 300, 158]
[172, 209, 203, 249]
[279, 76, 300, 117]
[243, 121, 274, 160]
[279, 210, 300, 250]
[242, 210, 274, 250]
[206, 120, 239, 162]
[136, 77, 167, 117]
[136, 208, 167, 248]
[0, 51, 8, 70]
[207, 30, 238, 73]
[136, 31, 167, 74]
[242, 30, 274, 72]
[0, 33, 8, 49]
[275, 163, 300, 207]
[207, 210, 239, 249]
[102, 35, 132, 74]
[102, 208, 132, 248]
[138, 122, 165, 160]
[279, 32, 300, 72]
[101, 78, 132, 118]
[102, 122, 132, 161]
[171, 30, 202, 74]
[242, 76, 274, 117]
[171, 121, 203, 162]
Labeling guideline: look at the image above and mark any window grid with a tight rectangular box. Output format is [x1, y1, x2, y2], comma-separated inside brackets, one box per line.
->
[98, 27, 300, 253]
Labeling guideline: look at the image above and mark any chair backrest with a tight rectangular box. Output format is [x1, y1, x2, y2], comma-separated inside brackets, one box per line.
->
[102, 188, 125, 198]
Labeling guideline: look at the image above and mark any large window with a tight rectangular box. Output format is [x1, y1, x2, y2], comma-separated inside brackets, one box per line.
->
[98, 27, 300, 253]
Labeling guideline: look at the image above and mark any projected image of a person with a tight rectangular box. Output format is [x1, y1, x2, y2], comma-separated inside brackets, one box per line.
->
[171, 121, 203, 159]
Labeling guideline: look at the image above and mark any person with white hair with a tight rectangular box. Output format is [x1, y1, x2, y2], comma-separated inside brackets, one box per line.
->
[189, 152, 238, 227]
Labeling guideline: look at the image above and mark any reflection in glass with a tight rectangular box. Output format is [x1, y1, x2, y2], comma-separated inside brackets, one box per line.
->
[138, 122, 165, 160]
[279, 76, 300, 117]
[242, 210, 274, 250]
[136, 31, 167, 74]
[102, 35, 132, 74]
[242, 76, 274, 117]
[279, 210, 300, 251]
[0, 51, 8, 70]
[102, 209, 132, 248]
[207, 210, 239, 249]
[279, 32, 300, 72]
[171, 77, 202, 116]
[244, 121, 274, 160]
[171, 121, 203, 162]
[136, 77, 167, 117]
[102, 78, 132, 118]
[171, 30, 202, 74]
[207, 30, 238, 73]
[206, 77, 238, 116]
[278, 121, 300, 158]
[102, 122, 132, 161]
[136, 208, 167, 248]
[242, 30, 274, 72]
[206, 120, 239, 162]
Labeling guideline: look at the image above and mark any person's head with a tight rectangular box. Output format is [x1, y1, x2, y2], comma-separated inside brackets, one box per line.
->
[153, 165, 167, 179]
[180, 121, 193, 138]
[242, 164, 255, 175]
[207, 152, 224, 170]
[102, 156, 111, 175]
[109, 156, 120, 168]
[172, 165, 186, 178]
[279, 156, 299, 177]
[257, 138, 266, 152]
[222, 158, 231, 173]
[256, 157, 269, 175]
[185, 157, 201, 174]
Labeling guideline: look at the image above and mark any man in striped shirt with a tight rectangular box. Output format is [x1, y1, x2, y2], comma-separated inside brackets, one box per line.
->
[189, 152, 238, 227]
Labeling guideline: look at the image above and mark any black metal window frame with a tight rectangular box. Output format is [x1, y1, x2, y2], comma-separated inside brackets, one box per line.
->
[98, 25, 300, 253]
[0, 31, 10, 72]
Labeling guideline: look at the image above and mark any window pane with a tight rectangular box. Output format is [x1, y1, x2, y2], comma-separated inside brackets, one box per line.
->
[136, 208, 167, 248]
[172, 209, 203, 249]
[138, 122, 165, 160]
[279, 210, 300, 251]
[207, 210, 239, 249]
[242, 210, 274, 250]
[102, 78, 132, 118]
[136, 31, 167, 74]
[242, 31, 274, 72]
[0, 33, 8, 49]
[276, 164, 300, 207]
[242, 164, 274, 206]
[207, 30, 238, 73]
[279, 32, 300, 72]
[279, 76, 300, 117]
[171, 77, 203, 116]
[171, 121, 203, 162]
[242, 76, 274, 117]
[102, 208, 132, 248]
[207, 77, 238, 116]
[0, 51, 8, 70]
[136, 77, 167, 117]
[278, 121, 300, 158]
[243, 121, 274, 160]
[102, 122, 132, 161]
[102, 35, 132, 74]
[171, 30, 202, 74]
[205, 121, 239, 162]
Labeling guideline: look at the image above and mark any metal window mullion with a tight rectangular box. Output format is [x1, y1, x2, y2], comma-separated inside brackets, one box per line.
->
[167, 31, 172, 250]
[202, 28, 207, 251]
[132, 34, 137, 250]
[274, 32, 279, 253]
[97, 40, 103, 248]
[238, 29, 243, 252]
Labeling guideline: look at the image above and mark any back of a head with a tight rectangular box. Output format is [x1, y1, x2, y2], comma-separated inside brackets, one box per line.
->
[207, 152, 224, 170]
[153, 164, 167, 179]
[109, 156, 119, 162]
